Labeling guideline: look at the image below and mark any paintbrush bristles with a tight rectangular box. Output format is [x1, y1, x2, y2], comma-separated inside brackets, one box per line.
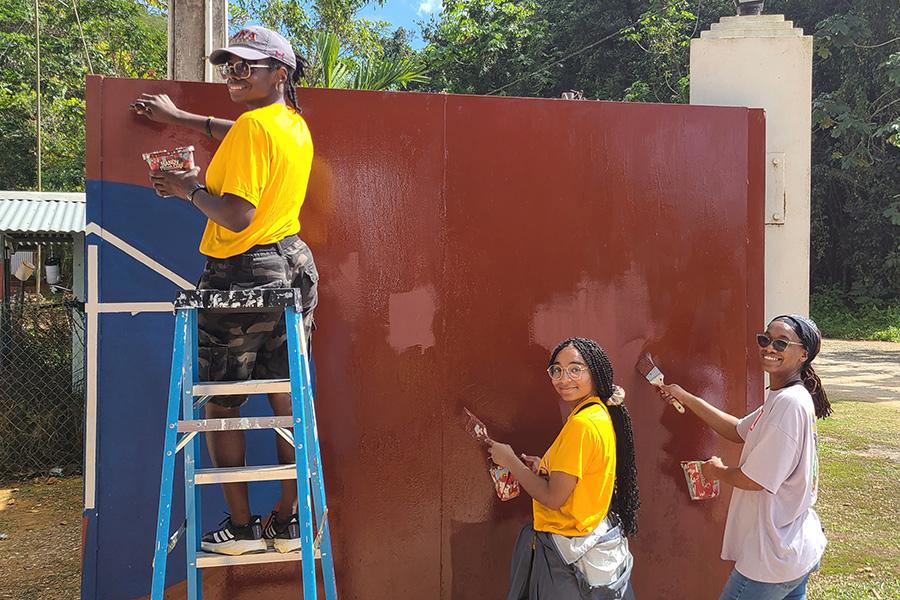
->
[635, 354, 664, 386]
[463, 407, 490, 443]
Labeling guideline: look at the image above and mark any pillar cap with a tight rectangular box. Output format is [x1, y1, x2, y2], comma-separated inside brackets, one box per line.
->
[701, 15, 805, 39]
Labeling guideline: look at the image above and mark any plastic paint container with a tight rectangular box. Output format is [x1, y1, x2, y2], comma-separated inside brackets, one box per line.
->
[680, 460, 720, 500]
[142, 146, 195, 172]
[489, 464, 521, 501]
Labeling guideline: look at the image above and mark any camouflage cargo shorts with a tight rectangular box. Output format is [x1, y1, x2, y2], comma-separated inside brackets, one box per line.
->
[197, 235, 318, 408]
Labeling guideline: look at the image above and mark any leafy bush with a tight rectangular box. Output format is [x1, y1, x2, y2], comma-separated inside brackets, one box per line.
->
[811, 289, 900, 342]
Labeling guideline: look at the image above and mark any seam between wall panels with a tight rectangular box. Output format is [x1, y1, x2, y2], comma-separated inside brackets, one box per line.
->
[438, 92, 448, 600]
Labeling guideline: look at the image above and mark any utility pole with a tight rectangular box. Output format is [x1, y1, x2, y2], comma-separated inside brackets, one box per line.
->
[34, 0, 41, 191]
[167, 0, 228, 82]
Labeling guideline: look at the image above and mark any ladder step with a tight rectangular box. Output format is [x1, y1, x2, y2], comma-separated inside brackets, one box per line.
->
[194, 465, 297, 485]
[193, 379, 291, 396]
[178, 416, 295, 432]
[196, 547, 321, 568]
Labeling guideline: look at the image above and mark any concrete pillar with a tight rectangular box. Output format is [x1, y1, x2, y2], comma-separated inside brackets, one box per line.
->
[690, 14, 813, 318]
[167, 0, 228, 82]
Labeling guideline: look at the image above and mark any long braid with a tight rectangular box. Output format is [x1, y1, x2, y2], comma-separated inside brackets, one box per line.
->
[271, 52, 307, 113]
[548, 338, 641, 537]
[773, 316, 832, 419]
[802, 365, 831, 418]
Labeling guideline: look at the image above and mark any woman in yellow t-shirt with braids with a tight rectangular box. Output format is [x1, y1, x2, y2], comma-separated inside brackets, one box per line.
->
[489, 337, 640, 599]
[132, 26, 317, 557]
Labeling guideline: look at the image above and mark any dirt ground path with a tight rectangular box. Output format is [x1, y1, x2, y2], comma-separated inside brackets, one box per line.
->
[0, 476, 81, 599]
[816, 338, 900, 403]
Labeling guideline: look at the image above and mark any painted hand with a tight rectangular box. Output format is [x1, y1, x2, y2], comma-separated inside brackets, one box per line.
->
[130, 93, 182, 124]
[701, 456, 725, 480]
[487, 440, 517, 468]
[149, 167, 201, 200]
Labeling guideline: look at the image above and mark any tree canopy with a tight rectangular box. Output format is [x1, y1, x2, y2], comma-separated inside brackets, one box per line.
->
[1, 0, 896, 298]
[419, 0, 899, 299]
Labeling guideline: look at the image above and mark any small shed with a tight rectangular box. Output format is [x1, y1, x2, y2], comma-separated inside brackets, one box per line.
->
[0, 191, 86, 301]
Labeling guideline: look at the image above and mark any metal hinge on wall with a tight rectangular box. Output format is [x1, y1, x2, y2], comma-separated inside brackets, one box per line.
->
[766, 152, 786, 225]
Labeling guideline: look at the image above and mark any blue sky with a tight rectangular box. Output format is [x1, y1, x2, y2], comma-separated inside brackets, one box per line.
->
[356, 0, 442, 48]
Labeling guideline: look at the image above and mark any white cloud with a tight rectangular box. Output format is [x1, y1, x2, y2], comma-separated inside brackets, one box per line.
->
[417, 0, 442, 16]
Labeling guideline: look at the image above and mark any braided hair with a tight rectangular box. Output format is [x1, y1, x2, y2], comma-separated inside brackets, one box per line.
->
[548, 337, 640, 537]
[772, 316, 832, 419]
[269, 51, 307, 113]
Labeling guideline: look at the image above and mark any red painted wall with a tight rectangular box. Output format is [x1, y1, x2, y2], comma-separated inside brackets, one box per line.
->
[87, 77, 765, 599]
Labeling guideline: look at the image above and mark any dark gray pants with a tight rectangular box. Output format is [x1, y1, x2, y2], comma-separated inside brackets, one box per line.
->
[507, 525, 636, 600]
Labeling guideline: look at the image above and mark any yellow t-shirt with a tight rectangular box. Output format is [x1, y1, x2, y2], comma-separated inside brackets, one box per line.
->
[200, 102, 313, 258]
[533, 397, 617, 537]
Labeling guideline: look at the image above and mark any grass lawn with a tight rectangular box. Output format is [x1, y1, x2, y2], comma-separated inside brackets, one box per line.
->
[808, 398, 900, 600]
[0, 399, 896, 598]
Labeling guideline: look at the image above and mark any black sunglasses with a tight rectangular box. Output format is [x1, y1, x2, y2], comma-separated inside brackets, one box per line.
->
[756, 333, 804, 352]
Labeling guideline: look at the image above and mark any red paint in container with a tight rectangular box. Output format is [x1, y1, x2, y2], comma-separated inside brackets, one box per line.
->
[142, 146, 195, 172]
[489, 464, 520, 501]
[680, 460, 720, 500]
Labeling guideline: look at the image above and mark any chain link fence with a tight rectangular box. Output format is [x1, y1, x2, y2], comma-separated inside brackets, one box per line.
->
[0, 294, 85, 478]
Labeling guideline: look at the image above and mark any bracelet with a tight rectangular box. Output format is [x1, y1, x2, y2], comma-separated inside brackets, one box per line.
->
[205, 116, 213, 138]
[187, 184, 207, 206]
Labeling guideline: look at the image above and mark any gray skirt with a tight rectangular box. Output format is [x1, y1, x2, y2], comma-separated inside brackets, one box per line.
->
[507, 524, 635, 600]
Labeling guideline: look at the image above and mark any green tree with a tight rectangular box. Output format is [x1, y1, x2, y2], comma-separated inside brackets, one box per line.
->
[0, 0, 425, 192]
[229, 1, 427, 90]
[802, 1, 900, 300]
[0, 0, 166, 191]
[230, 0, 410, 72]
[421, 0, 899, 299]
[304, 30, 428, 90]
[420, 0, 550, 96]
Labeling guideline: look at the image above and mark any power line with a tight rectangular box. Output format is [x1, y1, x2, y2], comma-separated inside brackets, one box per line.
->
[487, 0, 692, 96]
[34, 0, 42, 192]
[72, 0, 94, 75]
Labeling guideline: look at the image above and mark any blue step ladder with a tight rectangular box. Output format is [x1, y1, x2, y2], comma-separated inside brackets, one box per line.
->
[150, 288, 337, 600]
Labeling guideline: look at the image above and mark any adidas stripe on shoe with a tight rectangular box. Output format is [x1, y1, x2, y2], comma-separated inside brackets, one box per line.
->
[200, 515, 267, 556]
[263, 511, 301, 553]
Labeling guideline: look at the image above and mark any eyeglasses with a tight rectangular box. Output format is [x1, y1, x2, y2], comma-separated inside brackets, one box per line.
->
[756, 333, 804, 352]
[217, 61, 273, 80]
[547, 364, 591, 381]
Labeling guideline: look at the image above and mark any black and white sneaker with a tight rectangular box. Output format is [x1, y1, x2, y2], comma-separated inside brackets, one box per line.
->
[263, 511, 301, 553]
[200, 515, 267, 556]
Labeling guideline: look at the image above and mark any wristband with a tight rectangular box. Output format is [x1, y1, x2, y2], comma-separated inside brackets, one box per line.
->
[187, 184, 206, 206]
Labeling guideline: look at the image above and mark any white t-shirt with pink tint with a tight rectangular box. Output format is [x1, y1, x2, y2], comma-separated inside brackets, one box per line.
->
[721, 384, 827, 583]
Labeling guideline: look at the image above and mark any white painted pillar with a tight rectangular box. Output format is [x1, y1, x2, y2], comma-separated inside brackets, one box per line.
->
[167, 0, 228, 82]
[690, 14, 813, 318]
[72, 232, 86, 392]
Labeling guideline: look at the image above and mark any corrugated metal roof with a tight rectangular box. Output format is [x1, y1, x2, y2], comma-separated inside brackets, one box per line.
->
[0, 191, 86, 235]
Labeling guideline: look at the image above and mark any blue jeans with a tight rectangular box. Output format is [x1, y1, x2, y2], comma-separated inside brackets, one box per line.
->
[719, 566, 817, 600]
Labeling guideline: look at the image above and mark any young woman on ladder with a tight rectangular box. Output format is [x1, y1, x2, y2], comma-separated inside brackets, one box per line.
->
[133, 25, 317, 556]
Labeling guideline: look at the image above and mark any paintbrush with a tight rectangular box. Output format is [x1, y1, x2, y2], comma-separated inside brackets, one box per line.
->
[635, 354, 685, 413]
[463, 407, 491, 444]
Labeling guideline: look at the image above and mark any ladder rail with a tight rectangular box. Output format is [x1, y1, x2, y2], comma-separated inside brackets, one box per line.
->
[183, 309, 203, 600]
[286, 306, 319, 600]
[152, 291, 337, 600]
[297, 310, 338, 600]
[150, 309, 189, 599]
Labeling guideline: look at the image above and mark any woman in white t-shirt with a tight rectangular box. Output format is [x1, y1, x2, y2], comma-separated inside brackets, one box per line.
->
[660, 315, 830, 600]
